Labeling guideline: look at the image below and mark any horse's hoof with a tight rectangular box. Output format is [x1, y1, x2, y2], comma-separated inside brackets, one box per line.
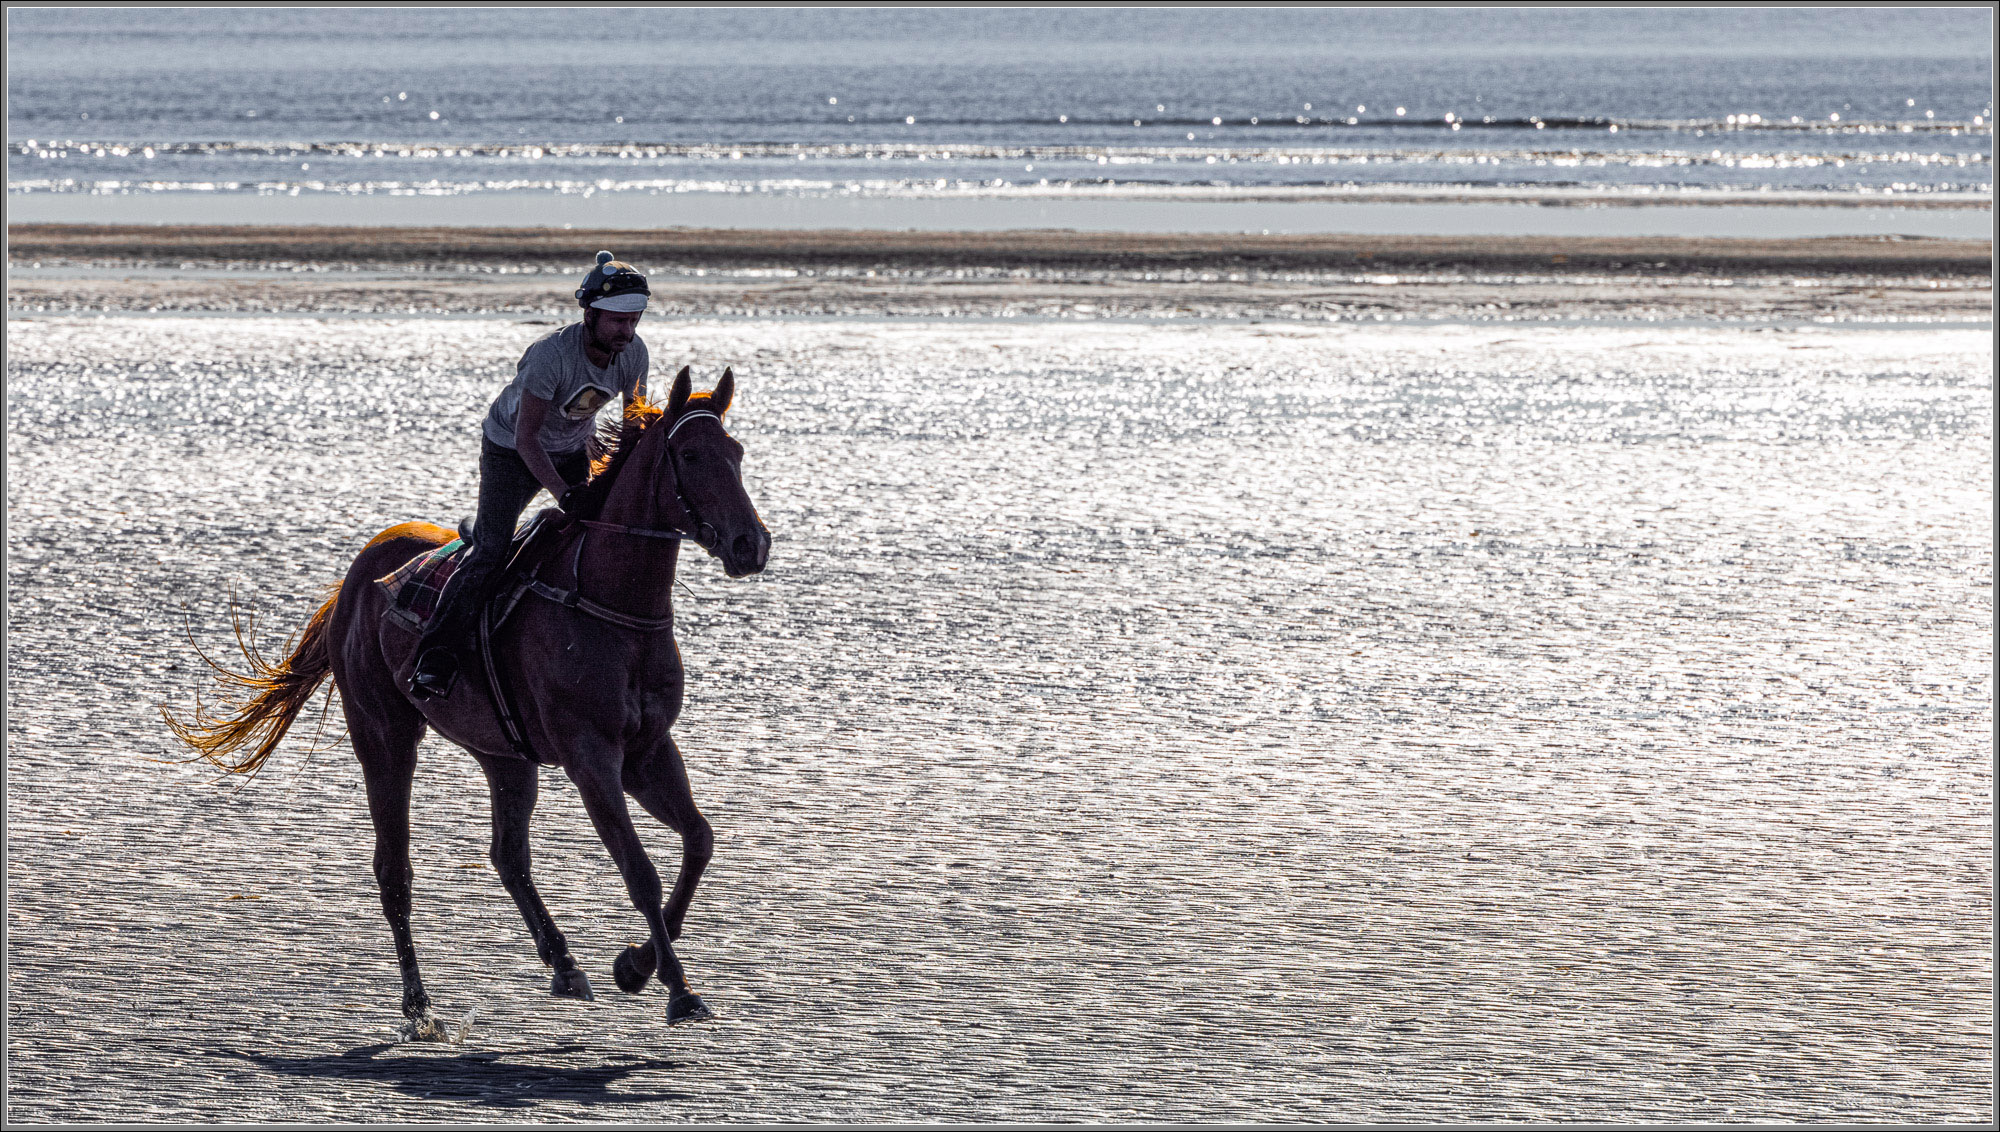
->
[612, 944, 652, 994]
[400, 1013, 453, 1043]
[666, 992, 715, 1026]
[551, 967, 594, 1001]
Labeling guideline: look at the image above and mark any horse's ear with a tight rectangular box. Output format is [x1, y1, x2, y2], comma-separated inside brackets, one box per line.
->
[712, 367, 734, 417]
[668, 365, 692, 417]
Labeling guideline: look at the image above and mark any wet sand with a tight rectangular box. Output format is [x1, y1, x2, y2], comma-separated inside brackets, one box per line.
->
[5, 314, 1991, 1122]
[8, 223, 1993, 323]
[13, 222, 1992, 275]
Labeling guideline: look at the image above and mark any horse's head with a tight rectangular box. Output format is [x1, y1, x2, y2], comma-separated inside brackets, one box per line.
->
[657, 365, 769, 577]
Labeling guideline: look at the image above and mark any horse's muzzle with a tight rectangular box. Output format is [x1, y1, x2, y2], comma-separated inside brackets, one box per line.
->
[721, 525, 770, 577]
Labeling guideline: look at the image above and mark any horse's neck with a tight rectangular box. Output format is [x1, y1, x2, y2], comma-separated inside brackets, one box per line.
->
[573, 427, 681, 619]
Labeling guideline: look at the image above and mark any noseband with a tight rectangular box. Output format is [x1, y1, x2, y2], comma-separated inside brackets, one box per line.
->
[578, 409, 720, 545]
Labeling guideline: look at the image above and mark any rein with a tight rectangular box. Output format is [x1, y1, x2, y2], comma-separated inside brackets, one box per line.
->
[579, 519, 695, 541]
[523, 407, 721, 631]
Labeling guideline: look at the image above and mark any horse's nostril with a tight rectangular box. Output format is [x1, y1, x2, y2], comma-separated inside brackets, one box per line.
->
[733, 534, 753, 559]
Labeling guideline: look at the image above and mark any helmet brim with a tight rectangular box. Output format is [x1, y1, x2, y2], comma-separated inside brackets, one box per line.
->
[587, 292, 649, 313]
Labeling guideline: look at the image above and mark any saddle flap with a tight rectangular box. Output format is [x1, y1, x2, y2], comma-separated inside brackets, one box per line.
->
[377, 538, 466, 623]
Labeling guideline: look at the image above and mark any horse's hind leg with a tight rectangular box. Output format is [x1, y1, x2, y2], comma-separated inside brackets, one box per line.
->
[611, 735, 713, 994]
[349, 704, 447, 1038]
[472, 752, 592, 1001]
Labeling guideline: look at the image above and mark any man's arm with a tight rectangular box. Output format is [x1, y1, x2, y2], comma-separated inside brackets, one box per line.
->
[513, 393, 575, 499]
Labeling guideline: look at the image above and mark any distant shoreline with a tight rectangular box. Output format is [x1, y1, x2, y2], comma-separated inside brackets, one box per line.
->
[10, 223, 1992, 277]
[8, 224, 1989, 324]
[5, 191, 1992, 239]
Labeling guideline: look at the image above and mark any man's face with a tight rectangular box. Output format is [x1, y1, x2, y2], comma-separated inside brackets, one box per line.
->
[587, 309, 643, 354]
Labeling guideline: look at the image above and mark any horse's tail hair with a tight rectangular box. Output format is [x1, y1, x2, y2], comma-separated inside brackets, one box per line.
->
[161, 584, 342, 777]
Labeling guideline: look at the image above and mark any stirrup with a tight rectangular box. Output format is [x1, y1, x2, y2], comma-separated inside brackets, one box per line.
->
[408, 648, 460, 700]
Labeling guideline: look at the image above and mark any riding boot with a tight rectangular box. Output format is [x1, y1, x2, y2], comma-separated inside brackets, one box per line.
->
[408, 564, 489, 700]
[408, 617, 466, 700]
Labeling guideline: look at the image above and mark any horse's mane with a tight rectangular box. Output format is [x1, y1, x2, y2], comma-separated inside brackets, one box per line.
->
[568, 392, 717, 519]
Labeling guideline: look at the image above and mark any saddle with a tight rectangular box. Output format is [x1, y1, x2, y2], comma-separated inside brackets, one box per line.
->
[376, 508, 576, 763]
[377, 508, 570, 634]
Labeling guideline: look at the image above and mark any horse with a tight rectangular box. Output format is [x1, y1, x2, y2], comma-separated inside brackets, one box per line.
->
[163, 365, 770, 1034]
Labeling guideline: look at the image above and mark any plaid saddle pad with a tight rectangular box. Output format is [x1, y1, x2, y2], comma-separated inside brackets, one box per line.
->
[377, 538, 465, 625]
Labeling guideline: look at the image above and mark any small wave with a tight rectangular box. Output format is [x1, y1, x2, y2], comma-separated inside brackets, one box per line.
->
[11, 138, 1991, 167]
[976, 113, 1989, 135]
[10, 176, 1991, 206]
[19, 110, 1977, 141]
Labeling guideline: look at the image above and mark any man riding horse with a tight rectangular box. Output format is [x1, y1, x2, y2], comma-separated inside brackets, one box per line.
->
[165, 247, 767, 1031]
[408, 250, 653, 699]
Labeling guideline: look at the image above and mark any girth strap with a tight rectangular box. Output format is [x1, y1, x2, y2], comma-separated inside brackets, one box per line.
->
[523, 579, 676, 632]
[479, 595, 543, 762]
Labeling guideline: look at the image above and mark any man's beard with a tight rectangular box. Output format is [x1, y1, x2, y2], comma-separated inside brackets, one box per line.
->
[586, 318, 626, 355]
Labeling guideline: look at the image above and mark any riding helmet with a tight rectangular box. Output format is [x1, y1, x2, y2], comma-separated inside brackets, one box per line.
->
[576, 250, 650, 311]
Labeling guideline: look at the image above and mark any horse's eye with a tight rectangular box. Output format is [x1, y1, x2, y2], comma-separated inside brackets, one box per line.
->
[681, 450, 699, 463]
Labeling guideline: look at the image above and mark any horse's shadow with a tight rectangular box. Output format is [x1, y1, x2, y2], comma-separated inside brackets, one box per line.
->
[214, 1041, 691, 1109]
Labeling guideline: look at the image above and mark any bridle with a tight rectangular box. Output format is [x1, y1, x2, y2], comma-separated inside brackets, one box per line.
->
[522, 408, 727, 633]
[578, 408, 720, 547]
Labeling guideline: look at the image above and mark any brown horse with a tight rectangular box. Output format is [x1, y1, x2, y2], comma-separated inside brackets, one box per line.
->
[165, 366, 770, 1034]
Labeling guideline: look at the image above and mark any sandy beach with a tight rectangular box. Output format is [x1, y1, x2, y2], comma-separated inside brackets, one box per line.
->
[4, 206, 1992, 1132]
[8, 224, 1992, 323]
[6, 312, 1990, 1122]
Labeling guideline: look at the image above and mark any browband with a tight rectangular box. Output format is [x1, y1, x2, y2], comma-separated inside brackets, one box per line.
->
[666, 409, 720, 440]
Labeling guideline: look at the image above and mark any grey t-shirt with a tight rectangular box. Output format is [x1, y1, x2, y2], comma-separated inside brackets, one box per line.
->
[482, 322, 648, 453]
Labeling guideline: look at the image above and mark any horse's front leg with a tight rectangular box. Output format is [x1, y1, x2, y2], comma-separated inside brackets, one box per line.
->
[566, 748, 713, 1025]
[610, 734, 713, 994]
[623, 733, 712, 942]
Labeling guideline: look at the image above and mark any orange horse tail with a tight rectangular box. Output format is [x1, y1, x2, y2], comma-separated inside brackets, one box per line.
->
[162, 584, 343, 776]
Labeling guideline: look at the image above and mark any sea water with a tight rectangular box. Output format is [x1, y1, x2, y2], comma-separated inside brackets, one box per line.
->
[5, 8, 1992, 231]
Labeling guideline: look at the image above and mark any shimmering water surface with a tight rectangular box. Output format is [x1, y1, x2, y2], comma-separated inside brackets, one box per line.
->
[7, 8, 1992, 215]
[4, 315, 1991, 1122]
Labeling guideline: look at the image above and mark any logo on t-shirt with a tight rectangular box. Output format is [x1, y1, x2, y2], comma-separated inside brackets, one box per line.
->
[563, 385, 615, 420]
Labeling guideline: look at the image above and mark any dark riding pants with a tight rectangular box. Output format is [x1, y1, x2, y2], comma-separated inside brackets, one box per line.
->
[466, 437, 589, 577]
[420, 438, 589, 650]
